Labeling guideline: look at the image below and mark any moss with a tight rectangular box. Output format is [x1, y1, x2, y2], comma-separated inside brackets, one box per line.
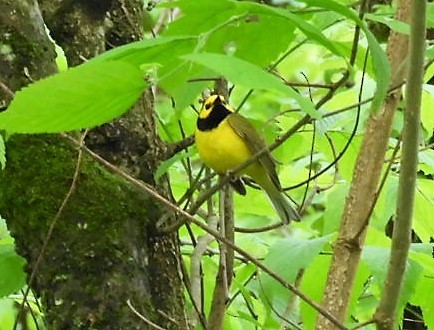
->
[0, 134, 159, 328]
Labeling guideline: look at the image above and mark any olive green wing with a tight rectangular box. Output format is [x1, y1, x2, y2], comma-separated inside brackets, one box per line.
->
[227, 113, 281, 190]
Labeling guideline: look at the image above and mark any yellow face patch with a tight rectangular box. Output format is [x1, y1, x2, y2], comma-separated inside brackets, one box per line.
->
[199, 95, 229, 119]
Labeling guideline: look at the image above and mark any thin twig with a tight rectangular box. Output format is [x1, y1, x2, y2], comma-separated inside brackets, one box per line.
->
[127, 299, 167, 330]
[63, 134, 347, 330]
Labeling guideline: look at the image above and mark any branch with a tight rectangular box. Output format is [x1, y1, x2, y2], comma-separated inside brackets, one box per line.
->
[63, 134, 347, 330]
[374, 1, 426, 328]
[316, 0, 411, 328]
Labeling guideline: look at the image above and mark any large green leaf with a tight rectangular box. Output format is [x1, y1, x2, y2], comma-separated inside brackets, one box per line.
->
[0, 245, 26, 298]
[91, 36, 195, 66]
[258, 235, 332, 321]
[183, 52, 319, 117]
[161, 0, 240, 36]
[90, 36, 198, 99]
[0, 61, 146, 133]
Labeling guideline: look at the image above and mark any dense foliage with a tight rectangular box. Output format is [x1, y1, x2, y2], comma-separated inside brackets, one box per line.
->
[1, 0, 433, 329]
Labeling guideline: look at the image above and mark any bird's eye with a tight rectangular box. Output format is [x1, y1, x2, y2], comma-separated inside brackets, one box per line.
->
[205, 103, 211, 110]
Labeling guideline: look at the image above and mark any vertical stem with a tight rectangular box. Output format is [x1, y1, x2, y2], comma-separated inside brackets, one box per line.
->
[374, 1, 426, 329]
[208, 182, 234, 329]
[316, 1, 411, 328]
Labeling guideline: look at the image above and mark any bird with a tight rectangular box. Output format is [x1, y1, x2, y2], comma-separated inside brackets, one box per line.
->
[195, 94, 300, 222]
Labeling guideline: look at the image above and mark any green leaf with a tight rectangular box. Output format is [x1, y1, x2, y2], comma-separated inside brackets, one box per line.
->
[299, 254, 331, 329]
[410, 245, 434, 329]
[420, 85, 434, 133]
[361, 246, 424, 312]
[161, 0, 240, 36]
[0, 61, 146, 133]
[323, 183, 349, 234]
[0, 245, 26, 298]
[155, 147, 196, 180]
[182, 52, 319, 118]
[365, 13, 410, 35]
[427, 3, 434, 28]
[259, 235, 332, 317]
[413, 179, 434, 242]
[419, 149, 434, 175]
[269, 8, 347, 61]
[412, 276, 434, 329]
[91, 36, 196, 67]
[299, 0, 390, 112]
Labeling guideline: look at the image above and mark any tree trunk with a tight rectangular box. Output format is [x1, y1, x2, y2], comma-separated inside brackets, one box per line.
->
[0, 0, 187, 328]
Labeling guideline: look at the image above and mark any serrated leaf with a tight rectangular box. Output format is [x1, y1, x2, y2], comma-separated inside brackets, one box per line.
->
[0, 61, 146, 133]
[0, 245, 26, 298]
[182, 52, 319, 118]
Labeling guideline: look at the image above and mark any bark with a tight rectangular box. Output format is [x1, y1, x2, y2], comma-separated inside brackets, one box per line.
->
[0, 0, 187, 329]
[316, 1, 411, 329]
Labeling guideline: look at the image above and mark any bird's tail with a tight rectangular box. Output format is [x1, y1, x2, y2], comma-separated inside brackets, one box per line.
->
[264, 183, 300, 223]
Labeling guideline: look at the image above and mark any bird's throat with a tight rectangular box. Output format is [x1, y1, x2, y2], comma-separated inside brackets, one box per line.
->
[197, 103, 232, 131]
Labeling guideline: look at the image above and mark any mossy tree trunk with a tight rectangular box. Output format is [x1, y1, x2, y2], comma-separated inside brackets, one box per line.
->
[0, 0, 188, 329]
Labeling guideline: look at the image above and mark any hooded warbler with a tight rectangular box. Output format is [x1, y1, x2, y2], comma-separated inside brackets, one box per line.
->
[195, 95, 300, 222]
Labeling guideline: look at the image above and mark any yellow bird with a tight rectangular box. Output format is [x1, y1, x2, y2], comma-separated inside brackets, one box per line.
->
[195, 94, 300, 222]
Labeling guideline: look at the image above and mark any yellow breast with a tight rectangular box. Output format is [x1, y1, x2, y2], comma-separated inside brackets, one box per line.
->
[195, 118, 259, 176]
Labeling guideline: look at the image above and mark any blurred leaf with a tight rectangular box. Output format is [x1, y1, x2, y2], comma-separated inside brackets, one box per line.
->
[155, 147, 196, 180]
[365, 13, 410, 35]
[299, 0, 390, 112]
[409, 244, 434, 329]
[427, 3, 434, 28]
[0, 61, 146, 133]
[91, 36, 196, 67]
[0, 245, 26, 298]
[163, 0, 296, 67]
[411, 276, 434, 329]
[322, 183, 349, 234]
[0, 135, 5, 169]
[419, 149, 434, 175]
[361, 246, 424, 312]
[420, 85, 434, 133]
[161, 0, 240, 36]
[371, 175, 398, 229]
[299, 254, 331, 329]
[259, 235, 332, 319]
[0, 299, 15, 330]
[413, 179, 434, 242]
